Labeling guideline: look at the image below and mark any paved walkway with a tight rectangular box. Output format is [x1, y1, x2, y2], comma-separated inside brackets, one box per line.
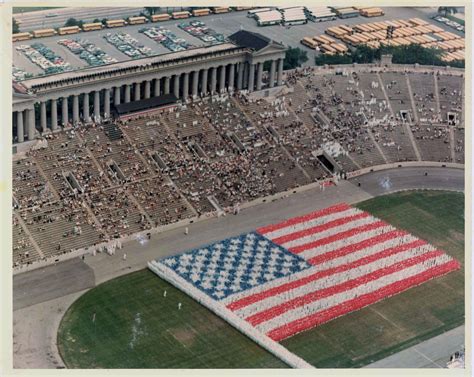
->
[12, 167, 465, 369]
[365, 325, 465, 368]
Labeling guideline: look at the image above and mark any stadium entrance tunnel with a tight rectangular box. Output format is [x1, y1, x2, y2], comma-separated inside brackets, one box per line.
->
[316, 152, 339, 174]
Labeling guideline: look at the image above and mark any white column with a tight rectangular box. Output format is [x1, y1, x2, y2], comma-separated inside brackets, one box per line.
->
[104, 89, 111, 118]
[173, 74, 180, 98]
[144, 81, 151, 99]
[51, 99, 58, 130]
[83, 93, 90, 122]
[134, 82, 141, 101]
[243, 63, 249, 88]
[154, 79, 161, 97]
[256, 62, 263, 91]
[114, 87, 121, 105]
[269, 60, 276, 88]
[210, 67, 217, 94]
[277, 58, 284, 86]
[16, 111, 24, 143]
[182, 72, 189, 99]
[219, 65, 226, 93]
[192, 71, 199, 97]
[62, 97, 68, 126]
[124, 85, 131, 103]
[248, 63, 255, 92]
[27, 108, 36, 140]
[164, 77, 170, 94]
[228, 64, 235, 91]
[40, 102, 47, 131]
[72, 95, 79, 124]
[94, 90, 100, 120]
[201, 69, 208, 95]
[237, 63, 244, 90]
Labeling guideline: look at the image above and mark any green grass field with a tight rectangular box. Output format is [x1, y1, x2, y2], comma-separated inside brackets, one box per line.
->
[58, 190, 464, 368]
[58, 270, 287, 368]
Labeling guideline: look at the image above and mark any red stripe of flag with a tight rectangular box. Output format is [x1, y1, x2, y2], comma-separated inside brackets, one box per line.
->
[268, 259, 460, 341]
[307, 230, 408, 265]
[272, 212, 370, 245]
[227, 236, 421, 312]
[247, 250, 443, 326]
[290, 220, 388, 254]
[256, 203, 351, 235]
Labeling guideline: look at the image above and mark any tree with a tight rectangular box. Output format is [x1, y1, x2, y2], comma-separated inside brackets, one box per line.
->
[12, 17, 20, 33]
[64, 17, 83, 28]
[315, 53, 352, 66]
[314, 44, 463, 68]
[283, 47, 308, 70]
[438, 6, 458, 16]
[144, 7, 160, 15]
[382, 44, 444, 66]
[352, 44, 381, 64]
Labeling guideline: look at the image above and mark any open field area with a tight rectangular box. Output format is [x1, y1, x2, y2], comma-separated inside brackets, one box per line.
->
[57, 190, 464, 368]
[58, 269, 287, 368]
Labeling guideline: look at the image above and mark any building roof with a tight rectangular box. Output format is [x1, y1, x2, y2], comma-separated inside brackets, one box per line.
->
[114, 94, 178, 116]
[21, 43, 242, 90]
[228, 30, 273, 51]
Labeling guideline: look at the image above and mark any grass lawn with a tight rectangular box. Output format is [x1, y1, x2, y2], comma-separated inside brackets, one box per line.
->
[281, 190, 464, 367]
[58, 269, 287, 368]
[445, 14, 465, 26]
[58, 190, 464, 368]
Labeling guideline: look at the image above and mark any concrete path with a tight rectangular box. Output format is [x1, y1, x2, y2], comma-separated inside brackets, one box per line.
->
[365, 325, 464, 368]
[350, 166, 464, 196]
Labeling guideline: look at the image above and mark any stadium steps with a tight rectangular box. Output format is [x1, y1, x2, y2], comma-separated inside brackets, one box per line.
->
[449, 127, 456, 162]
[13, 211, 44, 261]
[366, 128, 389, 164]
[30, 156, 62, 201]
[103, 122, 124, 141]
[433, 73, 442, 115]
[376, 72, 396, 119]
[405, 74, 420, 124]
[453, 128, 464, 164]
[12, 158, 58, 210]
[75, 132, 114, 187]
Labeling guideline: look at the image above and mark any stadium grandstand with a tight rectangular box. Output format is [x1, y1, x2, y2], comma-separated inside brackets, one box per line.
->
[11, 30, 464, 272]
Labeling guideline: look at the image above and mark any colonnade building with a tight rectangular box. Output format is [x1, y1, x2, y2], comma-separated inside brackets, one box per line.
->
[12, 30, 287, 146]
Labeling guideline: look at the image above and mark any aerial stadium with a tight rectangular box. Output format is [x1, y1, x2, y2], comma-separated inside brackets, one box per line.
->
[11, 4, 467, 370]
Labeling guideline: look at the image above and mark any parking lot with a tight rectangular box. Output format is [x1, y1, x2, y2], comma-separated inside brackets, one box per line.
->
[12, 6, 462, 78]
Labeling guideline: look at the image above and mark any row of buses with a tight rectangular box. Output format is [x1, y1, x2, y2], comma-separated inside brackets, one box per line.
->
[300, 16, 464, 58]
[301, 35, 348, 54]
[13, 7, 241, 42]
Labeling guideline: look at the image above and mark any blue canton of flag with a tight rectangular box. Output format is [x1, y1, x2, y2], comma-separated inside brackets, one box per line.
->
[161, 232, 312, 300]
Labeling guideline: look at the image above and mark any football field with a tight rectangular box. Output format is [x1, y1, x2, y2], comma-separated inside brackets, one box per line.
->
[57, 190, 464, 368]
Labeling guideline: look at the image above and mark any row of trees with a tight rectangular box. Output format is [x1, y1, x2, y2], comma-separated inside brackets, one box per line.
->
[13, 18, 20, 33]
[315, 44, 464, 68]
[437, 7, 458, 16]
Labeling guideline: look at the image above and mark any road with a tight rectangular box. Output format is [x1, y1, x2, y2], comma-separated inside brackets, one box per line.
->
[365, 325, 464, 368]
[12, 166, 465, 369]
[14, 7, 145, 31]
[350, 166, 464, 196]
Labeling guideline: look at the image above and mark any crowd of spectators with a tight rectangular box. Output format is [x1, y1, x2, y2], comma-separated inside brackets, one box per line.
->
[12, 66, 464, 268]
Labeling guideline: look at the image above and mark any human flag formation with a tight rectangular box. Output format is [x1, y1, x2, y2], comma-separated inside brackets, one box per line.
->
[154, 203, 460, 341]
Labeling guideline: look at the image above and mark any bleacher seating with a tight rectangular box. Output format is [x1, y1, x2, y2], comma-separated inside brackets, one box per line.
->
[12, 66, 465, 268]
